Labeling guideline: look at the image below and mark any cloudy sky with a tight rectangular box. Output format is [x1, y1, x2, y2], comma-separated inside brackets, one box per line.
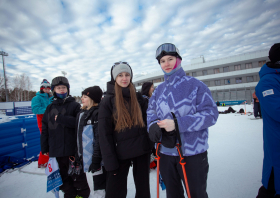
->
[0, 0, 279, 96]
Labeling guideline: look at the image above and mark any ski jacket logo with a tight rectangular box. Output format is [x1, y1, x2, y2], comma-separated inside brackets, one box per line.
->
[262, 89, 274, 97]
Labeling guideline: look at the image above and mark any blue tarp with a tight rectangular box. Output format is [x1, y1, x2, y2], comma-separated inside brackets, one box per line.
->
[0, 115, 40, 173]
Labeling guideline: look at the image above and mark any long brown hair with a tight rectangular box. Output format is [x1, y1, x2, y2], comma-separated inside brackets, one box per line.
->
[114, 83, 145, 132]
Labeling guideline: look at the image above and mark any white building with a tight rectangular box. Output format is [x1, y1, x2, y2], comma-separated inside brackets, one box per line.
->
[133, 49, 269, 103]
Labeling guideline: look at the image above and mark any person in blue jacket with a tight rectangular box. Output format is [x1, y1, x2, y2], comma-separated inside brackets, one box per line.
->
[256, 43, 280, 198]
[147, 43, 219, 198]
[31, 79, 52, 168]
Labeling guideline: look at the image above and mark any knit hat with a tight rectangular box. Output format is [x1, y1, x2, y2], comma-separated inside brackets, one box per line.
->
[269, 43, 280, 63]
[82, 86, 103, 103]
[112, 62, 132, 81]
[141, 82, 153, 97]
[40, 79, 51, 90]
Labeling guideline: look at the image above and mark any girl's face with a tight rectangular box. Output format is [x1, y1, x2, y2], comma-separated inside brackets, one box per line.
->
[54, 85, 67, 94]
[149, 84, 154, 97]
[43, 88, 51, 94]
[81, 94, 91, 107]
[160, 55, 177, 73]
[116, 72, 131, 88]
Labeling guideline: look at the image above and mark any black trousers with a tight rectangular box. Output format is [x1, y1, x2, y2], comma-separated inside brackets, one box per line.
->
[254, 101, 262, 118]
[256, 168, 279, 198]
[93, 166, 107, 191]
[56, 156, 90, 198]
[105, 153, 151, 198]
[160, 151, 209, 198]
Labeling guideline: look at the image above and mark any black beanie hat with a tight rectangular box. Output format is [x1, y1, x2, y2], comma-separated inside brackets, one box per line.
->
[141, 82, 153, 97]
[82, 86, 103, 104]
[269, 43, 280, 63]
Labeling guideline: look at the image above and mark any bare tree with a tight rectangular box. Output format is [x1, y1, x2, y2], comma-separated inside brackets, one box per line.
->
[0, 74, 4, 89]
[13, 75, 20, 101]
[0, 73, 10, 101]
[19, 74, 27, 101]
[26, 76, 32, 101]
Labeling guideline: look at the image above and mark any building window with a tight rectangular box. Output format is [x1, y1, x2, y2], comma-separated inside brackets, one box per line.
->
[235, 77, 242, 83]
[203, 81, 209, 86]
[202, 70, 208, 75]
[153, 78, 161, 83]
[246, 76, 254, 82]
[215, 80, 221, 86]
[192, 72, 197, 77]
[234, 65, 241, 70]
[245, 63, 252, 69]
[258, 60, 266, 67]
[224, 79, 230, 85]
[186, 73, 189, 76]
[214, 68, 220, 74]
[223, 66, 229, 72]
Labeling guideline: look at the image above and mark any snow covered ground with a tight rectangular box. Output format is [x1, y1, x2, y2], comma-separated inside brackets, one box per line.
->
[0, 104, 264, 198]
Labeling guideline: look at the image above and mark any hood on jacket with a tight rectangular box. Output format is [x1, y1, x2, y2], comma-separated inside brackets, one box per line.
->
[106, 81, 115, 96]
[259, 63, 280, 79]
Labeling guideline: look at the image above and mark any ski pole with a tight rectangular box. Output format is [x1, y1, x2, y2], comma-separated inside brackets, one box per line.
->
[176, 145, 191, 198]
[155, 143, 161, 198]
[171, 112, 191, 198]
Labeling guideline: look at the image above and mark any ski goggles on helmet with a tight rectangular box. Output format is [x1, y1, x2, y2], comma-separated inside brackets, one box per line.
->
[51, 76, 69, 86]
[40, 83, 51, 89]
[51, 76, 70, 91]
[155, 43, 181, 60]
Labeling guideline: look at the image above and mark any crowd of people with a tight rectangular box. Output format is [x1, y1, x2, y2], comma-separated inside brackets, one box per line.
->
[30, 43, 279, 198]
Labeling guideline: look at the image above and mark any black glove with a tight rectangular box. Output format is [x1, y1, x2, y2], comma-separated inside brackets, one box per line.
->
[68, 156, 75, 176]
[149, 123, 162, 143]
[88, 162, 101, 173]
[161, 129, 177, 148]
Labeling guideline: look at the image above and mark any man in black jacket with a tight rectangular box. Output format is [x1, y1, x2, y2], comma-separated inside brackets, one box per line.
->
[41, 76, 90, 198]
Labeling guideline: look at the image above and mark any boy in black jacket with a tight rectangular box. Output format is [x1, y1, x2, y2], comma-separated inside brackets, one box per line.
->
[41, 76, 90, 198]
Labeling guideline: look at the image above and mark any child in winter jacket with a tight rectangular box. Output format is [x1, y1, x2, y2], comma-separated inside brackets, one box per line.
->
[75, 86, 106, 198]
[99, 62, 151, 198]
[147, 43, 219, 198]
[31, 79, 52, 168]
[41, 76, 90, 198]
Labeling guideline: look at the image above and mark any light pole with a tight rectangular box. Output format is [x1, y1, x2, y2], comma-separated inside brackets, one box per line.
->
[0, 51, 9, 102]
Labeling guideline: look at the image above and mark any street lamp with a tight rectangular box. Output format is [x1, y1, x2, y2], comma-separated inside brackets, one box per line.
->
[0, 51, 9, 102]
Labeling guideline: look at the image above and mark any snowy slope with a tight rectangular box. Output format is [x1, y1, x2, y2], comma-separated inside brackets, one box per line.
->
[0, 105, 263, 198]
